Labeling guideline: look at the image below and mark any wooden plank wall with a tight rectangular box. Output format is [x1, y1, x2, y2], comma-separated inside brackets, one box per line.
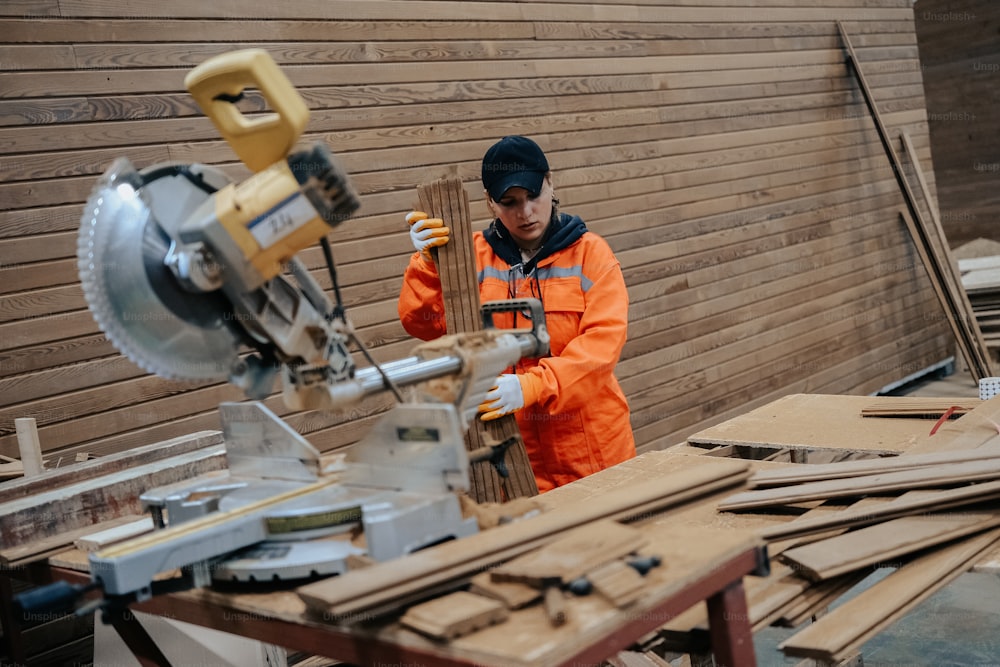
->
[914, 0, 1000, 248]
[0, 0, 953, 463]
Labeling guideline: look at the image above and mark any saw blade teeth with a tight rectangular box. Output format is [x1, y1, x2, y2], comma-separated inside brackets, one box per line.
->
[76, 160, 240, 383]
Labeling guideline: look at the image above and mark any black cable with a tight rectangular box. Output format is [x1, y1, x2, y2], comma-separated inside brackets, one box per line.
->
[318, 235, 404, 403]
[319, 236, 346, 322]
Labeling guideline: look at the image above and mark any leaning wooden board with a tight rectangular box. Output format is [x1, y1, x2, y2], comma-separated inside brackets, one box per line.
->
[417, 175, 538, 502]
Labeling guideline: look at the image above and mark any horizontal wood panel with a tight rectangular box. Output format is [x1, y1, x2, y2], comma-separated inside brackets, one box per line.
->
[0, 1, 954, 464]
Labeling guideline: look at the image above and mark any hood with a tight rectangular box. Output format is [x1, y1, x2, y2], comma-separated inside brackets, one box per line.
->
[483, 212, 588, 271]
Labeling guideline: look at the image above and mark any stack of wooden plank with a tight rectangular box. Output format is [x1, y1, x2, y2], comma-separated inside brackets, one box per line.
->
[959, 254, 1000, 349]
[708, 397, 1000, 665]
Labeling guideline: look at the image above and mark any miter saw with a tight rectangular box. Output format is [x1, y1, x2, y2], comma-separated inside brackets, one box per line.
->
[16, 49, 549, 619]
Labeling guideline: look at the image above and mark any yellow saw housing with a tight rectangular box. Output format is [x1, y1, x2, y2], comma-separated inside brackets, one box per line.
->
[181, 49, 356, 290]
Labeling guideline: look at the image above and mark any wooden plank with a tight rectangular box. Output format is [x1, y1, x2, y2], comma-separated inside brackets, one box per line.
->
[720, 458, 1000, 512]
[0, 436, 227, 547]
[959, 256, 1000, 273]
[759, 483, 1000, 542]
[775, 570, 870, 628]
[74, 516, 155, 552]
[747, 447, 1000, 489]
[417, 175, 538, 502]
[491, 520, 647, 586]
[859, 396, 979, 418]
[399, 591, 508, 641]
[586, 559, 647, 608]
[778, 511, 1000, 581]
[779, 528, 1000, 663]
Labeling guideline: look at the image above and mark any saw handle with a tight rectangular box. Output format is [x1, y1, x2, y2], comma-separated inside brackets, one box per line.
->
[184, 49, 309, 173]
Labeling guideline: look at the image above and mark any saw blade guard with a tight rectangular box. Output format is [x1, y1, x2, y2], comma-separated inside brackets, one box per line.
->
[77, 157, 244, 381]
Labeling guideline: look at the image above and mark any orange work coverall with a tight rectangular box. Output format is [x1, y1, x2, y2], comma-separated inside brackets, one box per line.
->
[398, 214, 636, 492]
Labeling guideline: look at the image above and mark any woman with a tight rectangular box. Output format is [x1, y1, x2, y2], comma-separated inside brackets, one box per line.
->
[398, 135, 636, 492]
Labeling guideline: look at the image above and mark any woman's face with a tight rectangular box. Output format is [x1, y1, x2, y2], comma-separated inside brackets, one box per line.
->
[487, 175, 554, 249]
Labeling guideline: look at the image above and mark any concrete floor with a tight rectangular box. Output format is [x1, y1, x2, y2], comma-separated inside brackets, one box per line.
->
[753, 364, 1000, 667]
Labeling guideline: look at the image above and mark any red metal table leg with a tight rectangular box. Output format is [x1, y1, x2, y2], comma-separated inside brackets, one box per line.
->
[707, 579, 756, 667]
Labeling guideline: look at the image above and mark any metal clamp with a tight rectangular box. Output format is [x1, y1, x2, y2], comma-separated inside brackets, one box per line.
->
[481, 298, 550, 357]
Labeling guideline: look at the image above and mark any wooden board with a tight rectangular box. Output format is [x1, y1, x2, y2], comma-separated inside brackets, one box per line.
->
[859, 396, 980, 418]
[719, 457, 1000, 512]
[687, 394, 944, 455]
[778, 511, 1000, 581]
[759, 482, 1000, 541]
[73, 516, 155, 552]
[399, 591, 508, 640]
[416, 175, 538, 502]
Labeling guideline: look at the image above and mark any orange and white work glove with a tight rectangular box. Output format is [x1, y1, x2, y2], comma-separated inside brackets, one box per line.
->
[406, 211, 450, 262]
[479, 374, 525, 421]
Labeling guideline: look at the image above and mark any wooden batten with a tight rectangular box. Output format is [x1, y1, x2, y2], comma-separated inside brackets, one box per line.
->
[416, 176, 538, 502]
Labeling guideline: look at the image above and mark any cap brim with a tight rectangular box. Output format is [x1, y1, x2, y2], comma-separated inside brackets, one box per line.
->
[488, 171, 545, 201]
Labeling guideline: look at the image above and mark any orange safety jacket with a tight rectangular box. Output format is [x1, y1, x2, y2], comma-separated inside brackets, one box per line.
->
[398, 213, 636, 492]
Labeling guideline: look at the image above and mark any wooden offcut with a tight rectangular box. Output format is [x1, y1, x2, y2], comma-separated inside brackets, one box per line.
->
[417, 175, 538, 503]
[399, 591, 508, 640]
[469, 571, 542, 610]
[760, 481, 1000, 541]
[14, 417, 44, 476]
[1, 513, 148, 567]
[586, 559, 647, 608]
[74, 516, 155, 552]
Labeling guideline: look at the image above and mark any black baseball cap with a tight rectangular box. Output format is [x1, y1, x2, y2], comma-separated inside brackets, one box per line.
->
[481, 135, 550, 201]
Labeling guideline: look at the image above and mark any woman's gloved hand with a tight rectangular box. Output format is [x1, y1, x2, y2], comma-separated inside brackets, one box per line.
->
[406, 211, 450, 262]
[478, 374, 525, 421]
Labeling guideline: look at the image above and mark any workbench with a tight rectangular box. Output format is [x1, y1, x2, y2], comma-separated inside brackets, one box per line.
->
[3, 450, 768, 667]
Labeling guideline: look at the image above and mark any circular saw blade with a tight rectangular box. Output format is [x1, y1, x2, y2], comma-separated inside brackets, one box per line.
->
[77, 158, 242, 381]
